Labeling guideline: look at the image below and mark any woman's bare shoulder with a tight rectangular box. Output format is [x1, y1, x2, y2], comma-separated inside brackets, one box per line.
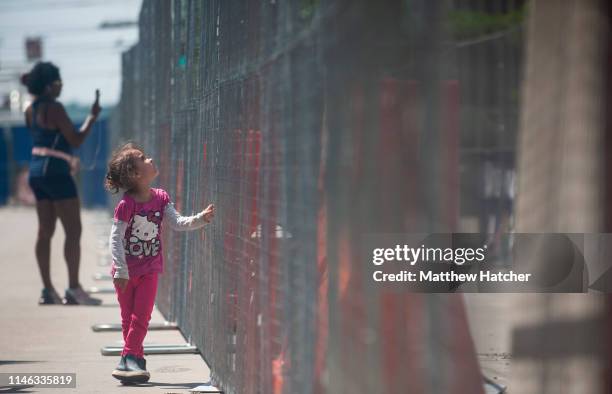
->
[27, 100, 66, 128]
[45, 100, 65, 112]
[44, 101, 69, 122]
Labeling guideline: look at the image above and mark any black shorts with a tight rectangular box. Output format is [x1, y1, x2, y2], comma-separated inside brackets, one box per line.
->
[29, 175, 78, 201]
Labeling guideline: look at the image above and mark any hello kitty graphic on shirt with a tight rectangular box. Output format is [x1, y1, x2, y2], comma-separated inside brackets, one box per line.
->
[125, 211, 161, 259]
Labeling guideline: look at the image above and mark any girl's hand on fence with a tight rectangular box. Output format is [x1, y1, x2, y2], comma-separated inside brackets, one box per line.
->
[202, 204, 215, 223]
[114, 277, 129, 292]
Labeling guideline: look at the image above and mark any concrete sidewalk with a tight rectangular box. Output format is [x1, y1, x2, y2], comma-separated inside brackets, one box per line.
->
[0, 206, 212, 393]
[465, 293, 514, 393]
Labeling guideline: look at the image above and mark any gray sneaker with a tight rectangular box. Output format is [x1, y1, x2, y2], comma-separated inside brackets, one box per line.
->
[63, 286, 102, 306]
[113, 355, 127, 372]
[111, 354, 150, 383]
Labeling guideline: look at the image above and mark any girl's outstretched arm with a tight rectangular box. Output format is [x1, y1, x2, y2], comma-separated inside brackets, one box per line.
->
[164, 203, 213, 231]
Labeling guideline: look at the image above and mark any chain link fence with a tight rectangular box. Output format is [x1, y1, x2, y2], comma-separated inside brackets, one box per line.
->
[111, 1, 531, 393]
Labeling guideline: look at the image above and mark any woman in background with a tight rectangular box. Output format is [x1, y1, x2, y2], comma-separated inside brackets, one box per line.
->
[22, 61, 101, 305]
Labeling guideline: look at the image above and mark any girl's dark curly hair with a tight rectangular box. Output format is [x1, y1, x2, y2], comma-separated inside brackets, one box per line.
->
[105, 143, 144, 193]
[20, 62, 61, 95]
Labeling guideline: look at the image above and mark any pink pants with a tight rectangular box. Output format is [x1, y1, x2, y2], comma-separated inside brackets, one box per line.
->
[114, 272, 158, 358]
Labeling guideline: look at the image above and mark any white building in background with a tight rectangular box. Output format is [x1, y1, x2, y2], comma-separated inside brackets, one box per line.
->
[0, 65, 30, 126]
[0, 37, 41, 126]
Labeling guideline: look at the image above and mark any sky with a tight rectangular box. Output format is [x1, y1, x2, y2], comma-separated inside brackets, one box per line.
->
[0, 0, 142, 106]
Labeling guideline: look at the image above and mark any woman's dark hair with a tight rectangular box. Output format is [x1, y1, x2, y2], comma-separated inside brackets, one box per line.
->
[105, 143, 144, 194]
[20, 62, 61, 95]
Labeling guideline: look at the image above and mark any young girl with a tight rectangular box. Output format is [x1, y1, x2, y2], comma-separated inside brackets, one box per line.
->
[105, 143, 214, 383]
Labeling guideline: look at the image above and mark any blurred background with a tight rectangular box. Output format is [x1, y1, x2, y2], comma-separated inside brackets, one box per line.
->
[1, 1, 612, 393]
[0, 0, 141, 207]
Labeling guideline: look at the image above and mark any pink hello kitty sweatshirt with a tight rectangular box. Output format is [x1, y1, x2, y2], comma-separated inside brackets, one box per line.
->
[109, 188, 208, 279]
